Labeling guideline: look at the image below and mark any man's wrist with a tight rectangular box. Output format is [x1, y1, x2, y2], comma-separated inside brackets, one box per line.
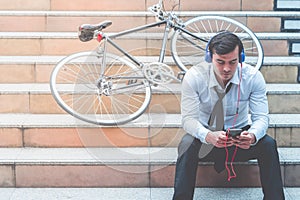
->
[205, 131, 212, 144]
[250, 132, 257, 144]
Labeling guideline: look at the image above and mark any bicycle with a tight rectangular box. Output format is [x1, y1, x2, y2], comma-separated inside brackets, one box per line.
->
[50, 0, 264, 126]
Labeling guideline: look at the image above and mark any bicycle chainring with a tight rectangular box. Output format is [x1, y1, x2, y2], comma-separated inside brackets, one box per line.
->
[143, 62, 175, 85]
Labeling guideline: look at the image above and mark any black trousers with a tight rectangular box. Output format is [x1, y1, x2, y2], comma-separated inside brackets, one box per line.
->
[172, 133, 285, 200]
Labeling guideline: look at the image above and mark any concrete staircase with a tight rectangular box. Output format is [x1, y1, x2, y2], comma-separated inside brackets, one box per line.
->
[0, 0, 300, 199]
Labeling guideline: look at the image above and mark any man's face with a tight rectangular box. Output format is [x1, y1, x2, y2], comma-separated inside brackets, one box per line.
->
[211, 46, 239, 85]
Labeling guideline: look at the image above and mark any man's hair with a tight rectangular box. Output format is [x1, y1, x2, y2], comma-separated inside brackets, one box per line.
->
[208, 31, 244, 61]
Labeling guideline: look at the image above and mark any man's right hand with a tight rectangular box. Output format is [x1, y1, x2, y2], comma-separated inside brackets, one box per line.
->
[205, 131, 234, 148]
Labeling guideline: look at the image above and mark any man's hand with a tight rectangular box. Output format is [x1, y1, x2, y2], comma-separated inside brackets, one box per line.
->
[232, 131, 256, 149]
[205, 131, 235, 148]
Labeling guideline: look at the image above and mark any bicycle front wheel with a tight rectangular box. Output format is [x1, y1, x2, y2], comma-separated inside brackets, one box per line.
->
[50, 51, 151, 126]
[171, 16, 264, 72]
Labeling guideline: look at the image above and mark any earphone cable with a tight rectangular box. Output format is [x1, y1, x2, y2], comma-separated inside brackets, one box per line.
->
[224, 62, 243, 181]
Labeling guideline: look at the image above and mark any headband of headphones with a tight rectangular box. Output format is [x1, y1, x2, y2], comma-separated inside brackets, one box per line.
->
[205, 31, 245, 63]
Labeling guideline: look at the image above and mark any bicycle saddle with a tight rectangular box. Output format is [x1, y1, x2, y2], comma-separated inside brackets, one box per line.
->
[78, 20, 112, 42]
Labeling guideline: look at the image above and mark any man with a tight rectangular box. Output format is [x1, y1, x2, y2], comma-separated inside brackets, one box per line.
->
[172, 31, 285, 200]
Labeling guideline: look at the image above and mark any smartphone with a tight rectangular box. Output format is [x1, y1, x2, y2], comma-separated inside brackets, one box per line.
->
[228, 128, 243, 138]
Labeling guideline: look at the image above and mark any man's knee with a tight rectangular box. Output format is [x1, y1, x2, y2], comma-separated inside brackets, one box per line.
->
[259, 135, 277, 149]
[177, 134, 200, 158]
[256, 135, 280, 158]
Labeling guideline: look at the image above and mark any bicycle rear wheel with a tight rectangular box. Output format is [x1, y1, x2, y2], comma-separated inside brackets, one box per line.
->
[171, 16, 264, 72]
[50, 51, 151, 126]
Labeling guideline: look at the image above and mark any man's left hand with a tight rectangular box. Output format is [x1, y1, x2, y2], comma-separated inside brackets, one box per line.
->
[232, 131, 256, 149]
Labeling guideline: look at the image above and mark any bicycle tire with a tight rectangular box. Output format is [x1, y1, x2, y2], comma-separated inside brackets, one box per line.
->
[171, 16, 264, 72]
[50, 51, 152, 126]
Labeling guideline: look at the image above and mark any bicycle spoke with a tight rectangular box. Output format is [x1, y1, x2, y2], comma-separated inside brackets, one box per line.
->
[111, 93, 145, 114]
[58, 63, 96, 85]
[95, 96, 110, 118]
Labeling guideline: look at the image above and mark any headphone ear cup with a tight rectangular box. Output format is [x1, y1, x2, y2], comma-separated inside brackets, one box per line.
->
[240, 49, 245, 63]
[205, 51, 212, 63]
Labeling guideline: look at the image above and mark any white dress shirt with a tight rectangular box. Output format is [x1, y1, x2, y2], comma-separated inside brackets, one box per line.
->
[181, 62, 269, 145]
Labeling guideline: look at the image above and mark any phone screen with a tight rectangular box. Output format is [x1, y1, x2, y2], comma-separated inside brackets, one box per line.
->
[228, 129, 242, 138]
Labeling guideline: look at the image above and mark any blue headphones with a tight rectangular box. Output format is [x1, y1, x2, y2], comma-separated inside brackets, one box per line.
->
[205, 32, 245, 63]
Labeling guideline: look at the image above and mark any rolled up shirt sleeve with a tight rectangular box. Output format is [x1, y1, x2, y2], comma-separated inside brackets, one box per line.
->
[248, 71, 269, 145]
[181, 69, 210, 143]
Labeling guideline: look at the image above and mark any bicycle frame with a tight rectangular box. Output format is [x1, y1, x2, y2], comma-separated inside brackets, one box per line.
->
[98, 13, 205, 71]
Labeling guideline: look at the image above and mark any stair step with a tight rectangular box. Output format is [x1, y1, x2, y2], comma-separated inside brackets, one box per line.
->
[1, 55, 300, 65]
[0, 113, 299, 128]
[0, 187, 298, 200]
[1, 10, 299, 33]
[1, 10, 300, 17]
[1, 83, 299, 94]
[0, 83, 298, 114]
[0, 0, 273, 11]
[0, 147, 299, 187]
[0, 32, 298, 56]
[1, 147, 299, 165]
[1, 31, 300, 40]
[0, 56, 299, 83]
[0, 113, 299, 148]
